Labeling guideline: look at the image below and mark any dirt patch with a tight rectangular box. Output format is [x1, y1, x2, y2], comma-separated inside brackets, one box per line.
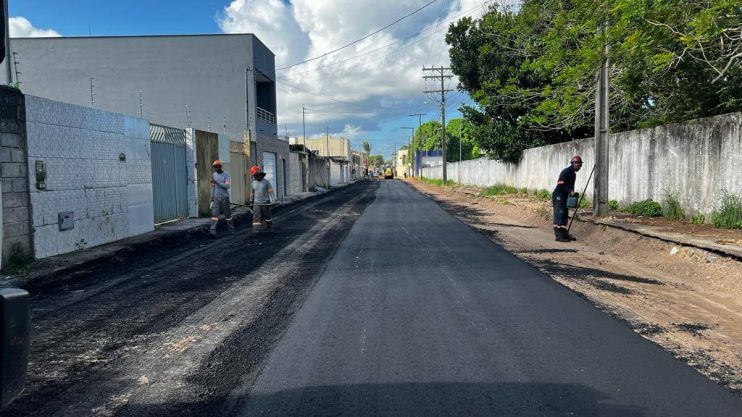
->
[406, 179, 742, 394]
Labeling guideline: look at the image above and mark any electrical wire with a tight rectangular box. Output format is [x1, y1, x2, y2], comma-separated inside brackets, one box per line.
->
[277, 0, 440, 71]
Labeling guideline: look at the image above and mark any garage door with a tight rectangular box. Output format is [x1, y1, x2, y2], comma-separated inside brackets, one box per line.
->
[263, 151, 277, 191]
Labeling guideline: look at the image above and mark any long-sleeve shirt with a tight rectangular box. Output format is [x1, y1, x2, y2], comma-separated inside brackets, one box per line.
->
[212, 171, 231, 198]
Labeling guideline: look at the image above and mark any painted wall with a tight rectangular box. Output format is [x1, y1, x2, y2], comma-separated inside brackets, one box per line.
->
[422, 112, 742, 217]
[25, 95, 154, 259]
[3, 34, 276, 143]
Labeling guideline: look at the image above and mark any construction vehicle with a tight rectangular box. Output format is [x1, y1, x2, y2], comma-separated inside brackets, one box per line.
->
[384, 167, 394, 179]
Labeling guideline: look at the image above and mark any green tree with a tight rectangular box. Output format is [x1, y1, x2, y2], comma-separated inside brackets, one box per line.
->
[445, 0, 742, 162]
[369, 155, 384, 169]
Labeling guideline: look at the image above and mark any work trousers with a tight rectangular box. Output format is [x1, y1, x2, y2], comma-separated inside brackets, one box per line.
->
[210, 196, 234, 234]
[552, 190, 569, 227]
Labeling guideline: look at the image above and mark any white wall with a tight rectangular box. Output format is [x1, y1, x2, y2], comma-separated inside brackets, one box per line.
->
[185, 129, 198, 218]
[422, 112, 742, 217]
[288, 152, 303, 195]
[25, 95, 154, 259]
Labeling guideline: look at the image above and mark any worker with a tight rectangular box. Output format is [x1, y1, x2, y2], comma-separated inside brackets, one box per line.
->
[250, 165, 275, 229]
[552, 155, 583, 242]
[210, 160, 234, 236]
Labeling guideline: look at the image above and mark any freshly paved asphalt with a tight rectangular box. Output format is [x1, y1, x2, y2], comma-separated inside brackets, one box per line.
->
[239, 180, 741, 417]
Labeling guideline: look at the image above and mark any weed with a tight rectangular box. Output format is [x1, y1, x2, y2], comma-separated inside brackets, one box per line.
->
[608, 200, 619, 210]
[519, 187, 528, 195]
[625, 199, 663, 217]
[481, 184, 518, 197]
[690, 214, 705, 225]
[536, 206, 550, 220]
[578, 197, 590, 209]
[534, 189, 551, 200]
[421, 178, 456, 187]
[711, 190, 742, 229]
[662, 190, 686, 221]
[4, 243, 34, 274]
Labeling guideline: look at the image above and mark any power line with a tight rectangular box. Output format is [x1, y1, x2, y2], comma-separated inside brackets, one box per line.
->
[277, 0, 440, 71]
[283, 2, 488, 79]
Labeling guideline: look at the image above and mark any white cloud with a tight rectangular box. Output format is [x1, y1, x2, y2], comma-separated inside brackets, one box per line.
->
[219, 0, 511, 145]
[9, 17, 61, 38]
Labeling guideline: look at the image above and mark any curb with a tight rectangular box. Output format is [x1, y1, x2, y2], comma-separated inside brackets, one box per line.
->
[3, 182, 360, 290]
[581, 217, 742, 261]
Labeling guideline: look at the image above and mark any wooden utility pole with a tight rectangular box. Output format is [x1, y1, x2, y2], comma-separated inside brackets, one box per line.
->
[423, 67, 453, 183]
[593, 22, 610, 216]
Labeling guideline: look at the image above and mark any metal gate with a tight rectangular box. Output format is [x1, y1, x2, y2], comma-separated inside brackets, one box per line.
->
[150, 124, 188, 223]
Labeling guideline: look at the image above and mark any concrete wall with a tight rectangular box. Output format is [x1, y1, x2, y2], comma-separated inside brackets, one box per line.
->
[184, 129, 198, 218]
[254, 135, 290, 198]
[287, 152, 304, 195]
[0, 87, 33, 265]
[422, 112, 742, 217]
[308, 155, 330, 190]
[25, 95, 154, 259]
[298, 137, 351, 160]
[3, 34, 277, 143]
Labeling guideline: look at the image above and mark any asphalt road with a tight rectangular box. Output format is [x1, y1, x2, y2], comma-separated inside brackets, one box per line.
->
[2, 183, 377, 417]
[239, 180, 741, 417]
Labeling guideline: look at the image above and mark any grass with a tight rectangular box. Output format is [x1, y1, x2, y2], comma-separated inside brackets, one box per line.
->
[711, 190, 742, 229]
[625, 199, 663, 217]
[481, 184, 519, 197]
[662, 191, 686, 221]
[608, 200, 619, 210]
[690, 214, 705, 225]
[420, 177, 456, 187]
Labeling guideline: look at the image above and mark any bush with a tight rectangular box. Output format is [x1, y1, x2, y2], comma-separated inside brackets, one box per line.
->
[481, 184, 518, 197]
[608, 200, 619, 210]
[421, 178, 456, 187]
[711, 191, 742, 229]
[625, 199, 663, 217]
[662, 191, 685, 221]
[534, 189, 551, 200]
[519, 187, 528, 195]
[690, 214, 705, 225]
[4, 243, 33, 274]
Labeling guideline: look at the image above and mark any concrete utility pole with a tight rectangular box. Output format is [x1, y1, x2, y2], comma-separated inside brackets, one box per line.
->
[423, 66, 453, 183]
[11, 51, 21, 87]
[401, 127, 415, 177]
[3, 0, 11, 85]
[409, 113, 426, 176]
[89, 78, 95, 106]
[302, 105, 307, 148]
[139, 90, 143, 118]
[593, 21, 610, 217]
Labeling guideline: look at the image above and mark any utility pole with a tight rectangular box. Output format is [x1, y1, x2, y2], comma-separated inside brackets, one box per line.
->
[139, 90, 144, 118]
[3, 0, 11, 85]
[409, 113, 426, 177]
[593, 21, 610, 217]
[89, 78, 96, 107]
[302, 105, 307, 148]
[326, 126, 329, 156]
[401, 127, 415, 177]
[12, 51, 20, 86]
[458, 120, 463, 182]
[423, 66, 453, 183]
[245, 67, 252, 133]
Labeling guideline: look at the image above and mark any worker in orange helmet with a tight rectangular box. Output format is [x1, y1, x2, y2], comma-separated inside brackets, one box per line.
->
[250, 165, 275, 230]
[210, 160, 234, 236]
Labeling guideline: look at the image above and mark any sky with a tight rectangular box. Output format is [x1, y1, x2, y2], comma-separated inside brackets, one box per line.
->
[8, 0, 511, 159]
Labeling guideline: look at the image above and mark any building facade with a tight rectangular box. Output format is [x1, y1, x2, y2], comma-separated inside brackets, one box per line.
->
[2, 34, 277, 146]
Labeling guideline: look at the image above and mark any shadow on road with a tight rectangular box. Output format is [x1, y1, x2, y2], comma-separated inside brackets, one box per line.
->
[113, 382, 646, 417]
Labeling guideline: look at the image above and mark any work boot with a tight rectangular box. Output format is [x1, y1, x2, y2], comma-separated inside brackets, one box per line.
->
[555, 227, 570, 242]
[565, 231, 577, 241]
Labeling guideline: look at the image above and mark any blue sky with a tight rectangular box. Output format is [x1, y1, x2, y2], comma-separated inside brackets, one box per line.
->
[10, 0, 478, 159]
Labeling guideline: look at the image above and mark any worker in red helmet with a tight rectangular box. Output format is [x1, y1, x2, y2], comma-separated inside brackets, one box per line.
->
[210, 160, 234, 236]
[552, 155, 583, 242]
[250, 165, 275, 229]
